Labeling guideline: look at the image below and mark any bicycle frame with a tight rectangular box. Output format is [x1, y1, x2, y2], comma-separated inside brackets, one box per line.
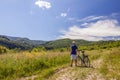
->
[77, 53, 90, 67]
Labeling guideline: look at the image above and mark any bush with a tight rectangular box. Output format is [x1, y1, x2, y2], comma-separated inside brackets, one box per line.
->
[0, 46, 8, 54]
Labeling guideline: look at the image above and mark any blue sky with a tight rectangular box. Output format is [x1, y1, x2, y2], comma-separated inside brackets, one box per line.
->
[0, 0, 120, 41]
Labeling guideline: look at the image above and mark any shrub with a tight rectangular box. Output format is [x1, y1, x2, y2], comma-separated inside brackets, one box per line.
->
[0, 46, 8, 54]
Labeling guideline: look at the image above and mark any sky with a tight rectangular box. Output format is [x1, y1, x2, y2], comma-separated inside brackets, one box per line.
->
[0, 0, 120, 41]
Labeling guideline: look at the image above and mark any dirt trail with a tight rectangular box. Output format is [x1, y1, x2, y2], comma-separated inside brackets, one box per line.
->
[84, 59, 105, 80]
[16, 58, 104, 80]
[49, 59, 105, 80]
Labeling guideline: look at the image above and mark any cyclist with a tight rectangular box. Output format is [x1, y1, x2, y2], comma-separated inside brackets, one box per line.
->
[70, 41, 78, 67]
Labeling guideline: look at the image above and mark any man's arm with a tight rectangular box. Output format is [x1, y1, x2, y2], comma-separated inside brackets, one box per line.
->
[70, 47, 72, 55]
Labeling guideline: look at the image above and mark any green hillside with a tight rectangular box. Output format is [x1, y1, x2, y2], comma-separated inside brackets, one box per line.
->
[43, 38, 120, 50]
[43, 38, 93, 49]
[0, 35, 46, 50]
[0, 36, 32, 50]
[0, 35, 120, 51]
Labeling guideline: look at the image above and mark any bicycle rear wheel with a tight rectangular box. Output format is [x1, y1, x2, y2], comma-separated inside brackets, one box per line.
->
[84, 57, 90, 67]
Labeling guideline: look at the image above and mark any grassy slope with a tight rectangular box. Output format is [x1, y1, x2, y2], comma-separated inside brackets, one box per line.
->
[99, 48, 120, 80]
[49, 47, 120, 80]
[0, 51, 70, 80]
[0, 47, 120, 80]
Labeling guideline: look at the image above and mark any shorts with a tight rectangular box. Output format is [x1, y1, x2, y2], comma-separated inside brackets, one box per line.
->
[71, 54, 77, 60]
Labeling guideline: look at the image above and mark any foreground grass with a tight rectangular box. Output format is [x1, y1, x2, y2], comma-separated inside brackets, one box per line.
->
[49, 47, 120, 80]
[86, 48, 120, 80]
[49, 49, 104, 80]
[99, 48, 120, 80]
[0, 47, 120, 80]
[0, 51, 70, 80]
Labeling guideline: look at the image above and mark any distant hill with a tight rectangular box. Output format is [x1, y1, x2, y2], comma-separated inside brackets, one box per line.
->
[43, 38, 94, 49]
[6, 35, 46, 45]
[43, 38, 120, 50]
[0, 35, 94, 50]
[0, 35, 46, 50]
[0, 35, 120, 50]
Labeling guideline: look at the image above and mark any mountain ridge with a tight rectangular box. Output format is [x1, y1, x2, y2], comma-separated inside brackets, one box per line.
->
[0, 35, 46, 50]
[0, 35, 120, 50]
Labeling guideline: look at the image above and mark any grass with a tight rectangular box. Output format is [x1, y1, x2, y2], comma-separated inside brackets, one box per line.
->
[67, 48, 120, 80]
[0, 47, 120, 80]
[99, 48, 120, 80]
[0, 51, 70, 80]
[85, 48, 120, 80]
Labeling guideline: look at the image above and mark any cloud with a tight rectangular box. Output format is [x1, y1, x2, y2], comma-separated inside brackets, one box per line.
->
[35, 0, 51, 9]
[81, 22, 89, 26]
[60, 8, 70, 17]
[59, 19, 120, 41]
[61, 13, 67, 17]
[66, 15, 108, 23]
[77, 15, 107, 22]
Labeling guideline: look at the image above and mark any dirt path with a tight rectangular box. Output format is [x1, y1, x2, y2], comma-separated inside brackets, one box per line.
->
[16, 58, 105, 80]
[84, 59, 105, 80]
[49, 59, 105, 80]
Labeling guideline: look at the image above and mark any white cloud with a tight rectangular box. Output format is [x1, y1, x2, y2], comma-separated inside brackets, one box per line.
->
[59, 19, 120, 41]
[77, 15, 107, 22]
[60, 8, 70, 18]
[61, 13, 67, 17]
[66, 15, 107, 23]
[35, 0, 51, 9]
[81, 22, 89, 26]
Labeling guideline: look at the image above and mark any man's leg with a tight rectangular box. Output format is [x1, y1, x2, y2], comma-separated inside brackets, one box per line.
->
[70, 59, 73, 67]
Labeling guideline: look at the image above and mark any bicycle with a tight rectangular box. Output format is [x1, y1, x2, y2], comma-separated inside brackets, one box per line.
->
[77, 51, 90, 67]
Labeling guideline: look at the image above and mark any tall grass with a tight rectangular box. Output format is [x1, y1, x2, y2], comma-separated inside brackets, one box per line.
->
[79, 48, 120, 80]
[0, 48, 120, 80]
[0, 51, 70, 80]
[99, 48, 120, 80]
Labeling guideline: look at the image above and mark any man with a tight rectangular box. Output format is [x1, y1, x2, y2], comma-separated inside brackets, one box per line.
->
[70, 41, 78, 67]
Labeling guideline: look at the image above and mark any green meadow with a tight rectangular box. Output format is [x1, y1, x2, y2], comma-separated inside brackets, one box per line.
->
[0, 51, 69, 80]
[0, 47, 120, 80]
